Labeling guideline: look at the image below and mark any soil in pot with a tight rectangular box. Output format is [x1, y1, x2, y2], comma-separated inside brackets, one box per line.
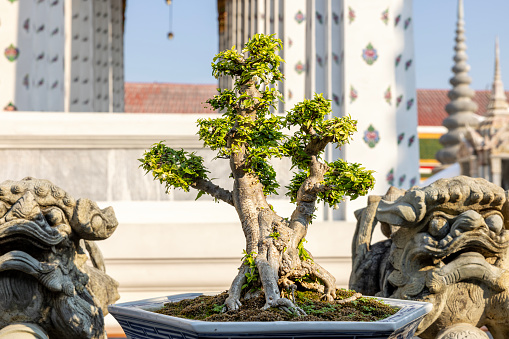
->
[154, 289, 398, 322]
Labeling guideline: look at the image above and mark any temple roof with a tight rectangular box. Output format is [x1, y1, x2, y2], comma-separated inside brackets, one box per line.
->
[124, 83, 507, 127]
[124, 83, 216, 113]
[417, 89, 506, 127]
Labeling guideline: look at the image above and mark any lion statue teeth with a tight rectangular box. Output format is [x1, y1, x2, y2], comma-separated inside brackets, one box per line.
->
[0, 177, 119, 339]
[350, 176, 509, 339]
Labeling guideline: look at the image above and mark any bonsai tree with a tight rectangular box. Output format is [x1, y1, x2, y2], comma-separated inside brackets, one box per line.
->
[140, 34, 375, 315]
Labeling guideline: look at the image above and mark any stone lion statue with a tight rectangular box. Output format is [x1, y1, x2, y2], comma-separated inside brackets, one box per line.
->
[350, 176, 509, 339]
[0, 177, 119, 339]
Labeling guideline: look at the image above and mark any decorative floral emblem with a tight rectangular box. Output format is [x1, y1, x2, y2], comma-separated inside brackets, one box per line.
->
[404, 17, 412, 29]
[4, 44, 19, 62]
[350, 86, 358, 103]
[363, 124, 380, 148]
[316, 11, 323, 24]
[23, 18, 30, 32]
[50, 0, 59, 6]
[295, 10, 305, 24]
[295, 61, 305, 74]
[381, 9, 389, 25]
[51, 81, 59, 89]
[348, 7, 355, 23]
[36, 24, 45, 33]
[408, 135, 416, 147]
[50, 55, 58, 63]
[37, 78, 44, 87]
[362, 43, 378, 65]
[395, 14, 401, 26]
[288, 90, 293, 99]
[405, 59, 412, 70]
[397, 132, 405, 145]
[409, 177, 417, 187]
[333, 53, 339, 65]
[23, 74, 29, 89]
[36, 52, 45, 61]
[3, 102, 17, 111]
[316, 54, 323, 67]
[398, 174, 406, 187]
[406, 98, 414, 110]
[333, 12, 339, 25]
[386, 169, 394, 186]
[396, 95, 403, 107]
[395, 54, 402, 67]
[51, 27, 59, 36]
[333, 93, 340, 106]
[288, 38, 293, 47]
[384, 86, 392, 105]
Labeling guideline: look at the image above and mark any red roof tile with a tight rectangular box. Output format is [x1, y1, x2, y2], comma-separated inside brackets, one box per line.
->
[124, 83, 218, 113]
[124, 83, 509, 127]
[417, 89, 509, 126]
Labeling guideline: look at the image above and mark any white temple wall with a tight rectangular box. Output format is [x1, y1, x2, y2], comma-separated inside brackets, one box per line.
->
[0, 0, 123, 112]
[0, 0, 65, 112]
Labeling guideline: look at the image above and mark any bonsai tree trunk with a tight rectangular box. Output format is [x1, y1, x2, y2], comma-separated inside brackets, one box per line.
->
[223, 82, 336, 313]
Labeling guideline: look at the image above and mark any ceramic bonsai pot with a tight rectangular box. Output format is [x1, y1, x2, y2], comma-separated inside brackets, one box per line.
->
[108, 293, 432, 339]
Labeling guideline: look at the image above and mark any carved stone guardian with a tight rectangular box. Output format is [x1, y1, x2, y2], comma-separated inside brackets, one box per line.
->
[350, 176, 509, 339]
[0, 177, 119, 339]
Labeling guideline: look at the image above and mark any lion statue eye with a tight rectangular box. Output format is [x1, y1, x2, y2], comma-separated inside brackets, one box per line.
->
[429, 217, 449, 238]
[91, 215, 104, 229]
[485, 214, 503, 234]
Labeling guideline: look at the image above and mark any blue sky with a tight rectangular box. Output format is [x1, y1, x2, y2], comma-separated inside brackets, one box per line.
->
[124, 0, 509, 90]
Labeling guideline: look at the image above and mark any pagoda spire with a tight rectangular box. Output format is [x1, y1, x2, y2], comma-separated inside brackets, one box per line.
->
[479, 38, 509, 139]
[436, 0, 480, 165]
[486, 37, 509, 117]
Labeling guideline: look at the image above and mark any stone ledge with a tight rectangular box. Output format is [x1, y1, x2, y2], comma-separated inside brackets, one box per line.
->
[0, 135, 202, 149]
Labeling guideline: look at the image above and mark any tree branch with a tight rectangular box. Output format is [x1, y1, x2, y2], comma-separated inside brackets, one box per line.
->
[191, 178, 234, 206]
[304, 134, 333, 157]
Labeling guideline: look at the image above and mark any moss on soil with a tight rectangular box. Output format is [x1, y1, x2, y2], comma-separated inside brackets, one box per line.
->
[154, 289, 398, 322]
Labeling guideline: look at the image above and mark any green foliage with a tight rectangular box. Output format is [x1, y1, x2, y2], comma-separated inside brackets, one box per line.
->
[300, 303, 337, 315]
[211, 304, 224, 313]
[285, 171, 308, 203]
[297, 238, 313, 262]
[318, 159, 375, 207]
[208, 34, 284, 116]
[282, 94, 358, 170]
[269, 231, 280, 239]
[197, 116, 234, 158]
[241, 250, 259, 290]
[139, 142, 209, 193]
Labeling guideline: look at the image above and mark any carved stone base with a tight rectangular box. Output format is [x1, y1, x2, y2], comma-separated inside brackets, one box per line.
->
[0, 324, 49, 339]
[436, 323, 489, 339]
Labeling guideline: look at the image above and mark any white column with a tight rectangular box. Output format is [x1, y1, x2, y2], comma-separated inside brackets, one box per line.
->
[110, 0, 124, 112]
[92, 0, 111, 112]
[0, 1, 20, 111]
[491, 156, 502, 187]
[257, 0, 265, 34]
[305, 0, 316, 99]
[46, 0, 65, 111]
[282, 0, 307, 111]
